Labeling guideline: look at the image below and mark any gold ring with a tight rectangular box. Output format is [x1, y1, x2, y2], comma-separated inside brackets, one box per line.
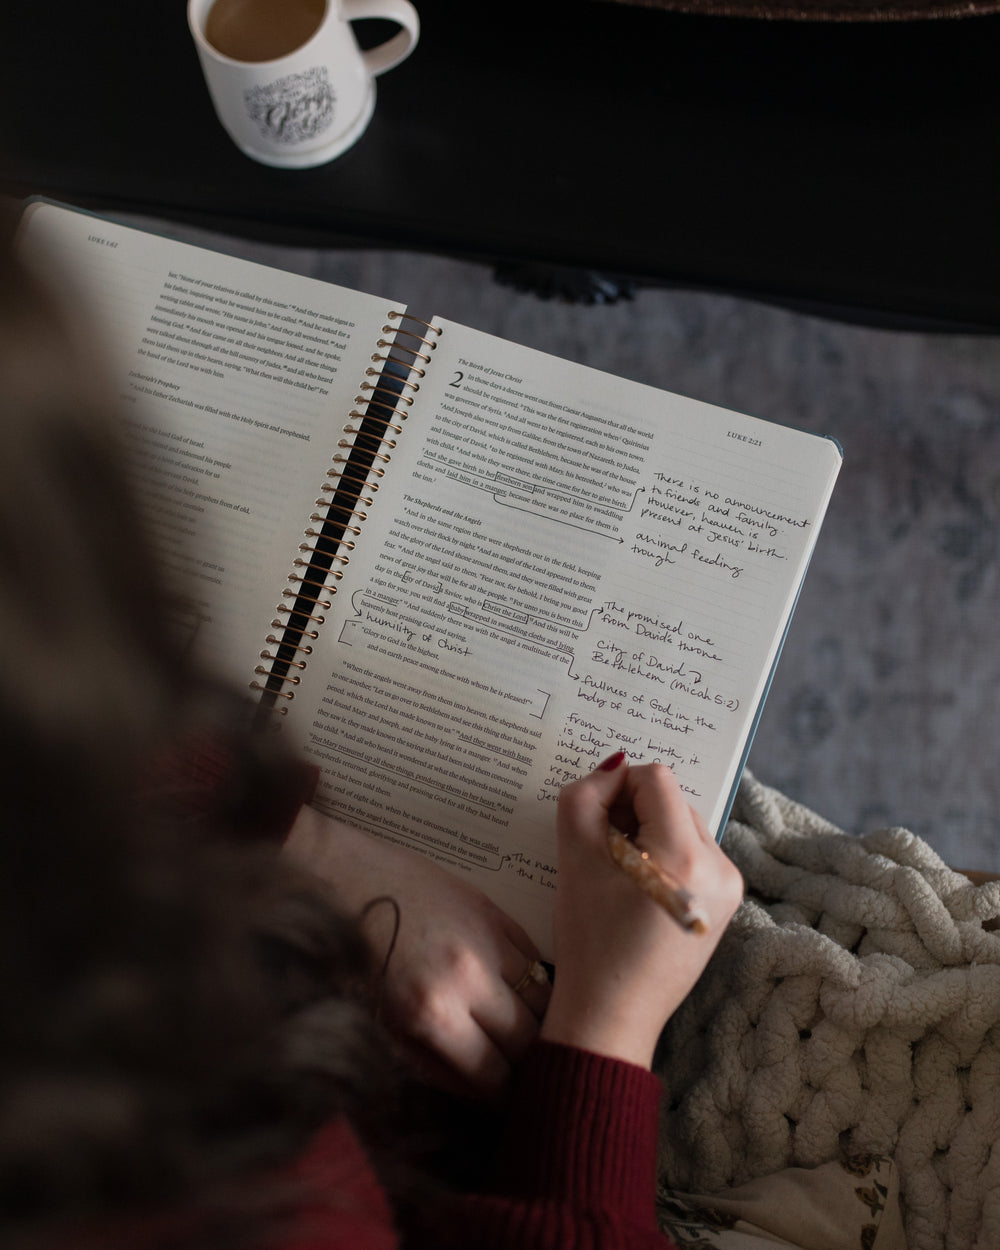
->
[511, 960, 548, 996]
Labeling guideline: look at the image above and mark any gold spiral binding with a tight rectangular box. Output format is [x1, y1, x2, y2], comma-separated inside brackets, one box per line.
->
[255, 664, 301, 683]
[359, 389, 415, 412]
[289, 575, 335, 600]
[348, 410, 405, 433]
[371, 352, 426, 379]
[283, 589, 331, 611]
[383, 323, 438, 350]
[310, 509, 361, 537]
[364, 367, 419, 391]
[343, 430, 397, 454]
[297, 549, 351, 570]
[259, 650, 307, 669]
[315, 500, 366, 526]
[250, 679, 295, 700]
[266, 634, 312, 656]
[377, 337, 432, 364]
[332, 453, 385, 477]
[351, 401, 409, 423]
[275, 603, 325, 623]
[339, 438, 391, 463]
[319, 489, 372, 512]
[326, 467, 379, 494]
[387, 310, 444, 335]
[269, 620, 320, 639]
[293, 558, 343, 580]
[252, 306, 428, 714]
[342, 423, 398, 448]
[303, 530, 355, 550]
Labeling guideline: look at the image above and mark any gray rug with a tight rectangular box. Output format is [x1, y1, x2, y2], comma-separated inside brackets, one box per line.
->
[122, 217, 1000, 874]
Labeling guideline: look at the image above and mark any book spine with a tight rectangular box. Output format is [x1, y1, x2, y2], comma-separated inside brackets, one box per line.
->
[250, 311, 442, 719]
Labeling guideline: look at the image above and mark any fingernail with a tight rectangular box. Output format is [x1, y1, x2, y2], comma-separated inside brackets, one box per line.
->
[598, 750, 627, 772]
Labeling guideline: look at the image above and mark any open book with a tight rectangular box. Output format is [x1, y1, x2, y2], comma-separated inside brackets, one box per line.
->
[18, 200, 841, 955]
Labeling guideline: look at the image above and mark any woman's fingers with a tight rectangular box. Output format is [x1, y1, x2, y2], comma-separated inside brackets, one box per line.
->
[556, 750, 630, 845]
[503, 955, 551, 1022]
[544, 756, 742, 1069]
[285, 807, 551, 1099]
[401, 953, 545, 1098]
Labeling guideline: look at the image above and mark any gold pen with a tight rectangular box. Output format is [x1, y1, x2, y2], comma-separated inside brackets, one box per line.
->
[607, 829, 709, 935]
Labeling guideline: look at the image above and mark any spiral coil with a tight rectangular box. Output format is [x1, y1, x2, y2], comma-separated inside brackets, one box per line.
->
[250, 311, 443, 715]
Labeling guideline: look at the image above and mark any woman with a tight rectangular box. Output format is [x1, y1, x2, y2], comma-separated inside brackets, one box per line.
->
[0, 225, 743, 1249]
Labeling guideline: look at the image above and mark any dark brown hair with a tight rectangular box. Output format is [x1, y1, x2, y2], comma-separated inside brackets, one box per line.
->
[0, 224, 398, 1248]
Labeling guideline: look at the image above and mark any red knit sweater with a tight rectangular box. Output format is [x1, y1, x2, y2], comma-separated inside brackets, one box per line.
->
[283, 1040, 675, 1250]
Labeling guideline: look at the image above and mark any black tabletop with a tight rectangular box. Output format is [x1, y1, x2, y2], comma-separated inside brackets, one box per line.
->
[2, 0, 998, 329]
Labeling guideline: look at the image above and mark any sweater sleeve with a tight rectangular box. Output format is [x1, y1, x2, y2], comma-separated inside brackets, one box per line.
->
[427, 1041, 677, 1250]
[145, 731, 320, 844]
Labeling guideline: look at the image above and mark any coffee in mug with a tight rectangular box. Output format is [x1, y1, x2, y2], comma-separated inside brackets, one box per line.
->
[204, 0, 327, 62]
[188, 0, 419, 167]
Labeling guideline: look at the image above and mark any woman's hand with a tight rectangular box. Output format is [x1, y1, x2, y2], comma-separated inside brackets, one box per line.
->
[541, 754, 743, 1069]
[283, 806, 551, 1099]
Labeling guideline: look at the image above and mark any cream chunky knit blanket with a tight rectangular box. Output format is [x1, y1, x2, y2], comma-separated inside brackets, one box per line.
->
[656, 773, 1000, 1250]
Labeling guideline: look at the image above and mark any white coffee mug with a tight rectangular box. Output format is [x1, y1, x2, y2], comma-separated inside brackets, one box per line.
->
[187, 0, 419, 168]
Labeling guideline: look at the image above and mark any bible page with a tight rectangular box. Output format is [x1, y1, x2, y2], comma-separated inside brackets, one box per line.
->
[283, 318, 841, 954]
[17, 202, 404, 692]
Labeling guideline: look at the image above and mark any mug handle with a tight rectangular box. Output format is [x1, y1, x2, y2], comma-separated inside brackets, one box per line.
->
[342, 0, 420, 77]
